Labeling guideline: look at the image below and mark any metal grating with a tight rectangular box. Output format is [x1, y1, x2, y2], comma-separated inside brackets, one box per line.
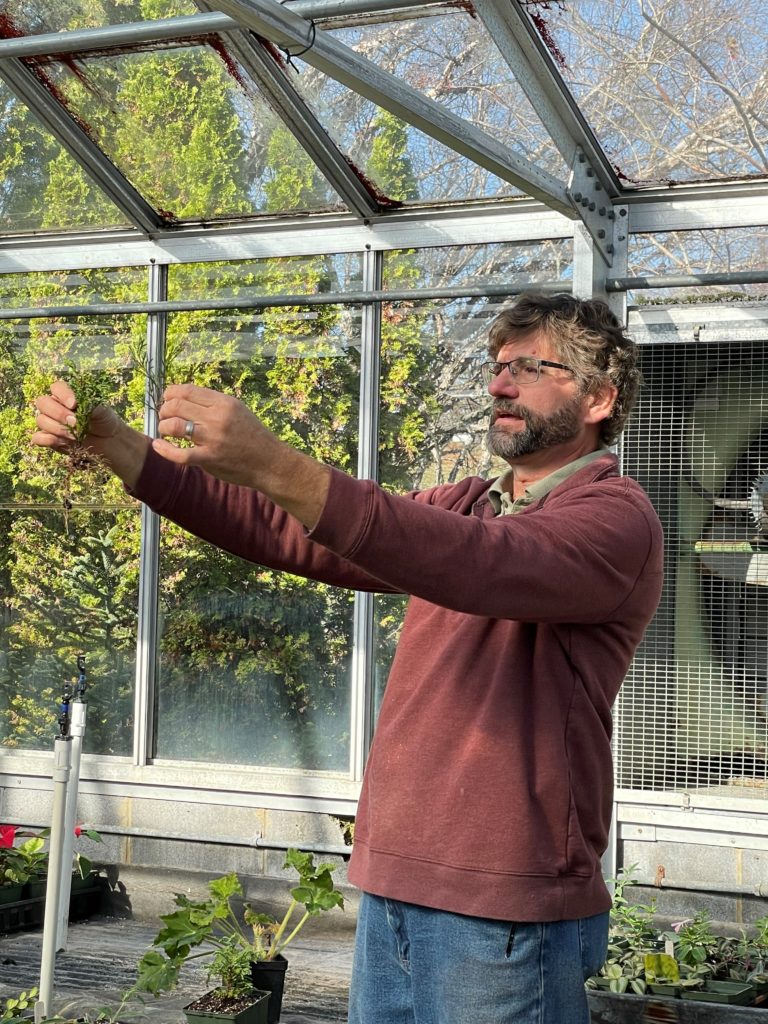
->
[618, 338, 768, 797]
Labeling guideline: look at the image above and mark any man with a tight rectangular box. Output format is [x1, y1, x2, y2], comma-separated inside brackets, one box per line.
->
[33, 292, 663, 1024]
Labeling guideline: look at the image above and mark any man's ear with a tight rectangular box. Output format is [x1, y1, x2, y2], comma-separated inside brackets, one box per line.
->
[583, 384, 618, 426]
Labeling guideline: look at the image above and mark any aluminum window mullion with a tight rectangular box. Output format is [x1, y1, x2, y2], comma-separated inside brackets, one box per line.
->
[349, 247, 383, 782]
[132, 262, 168, 767]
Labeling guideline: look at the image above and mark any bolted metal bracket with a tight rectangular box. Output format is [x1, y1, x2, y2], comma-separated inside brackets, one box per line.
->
[566, 147, 619, 267]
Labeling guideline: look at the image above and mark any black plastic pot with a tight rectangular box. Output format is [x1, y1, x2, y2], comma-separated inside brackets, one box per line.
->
[249, 955, 288, 1024]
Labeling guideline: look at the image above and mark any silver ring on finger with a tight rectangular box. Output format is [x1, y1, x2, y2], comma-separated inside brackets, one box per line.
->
[184, 419, 195, 440]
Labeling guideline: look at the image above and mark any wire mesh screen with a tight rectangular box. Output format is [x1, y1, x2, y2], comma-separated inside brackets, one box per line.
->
[617, 339, 768, 796]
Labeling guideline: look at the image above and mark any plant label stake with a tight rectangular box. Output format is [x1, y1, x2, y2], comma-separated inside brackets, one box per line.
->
[35, 655, 89, 1023]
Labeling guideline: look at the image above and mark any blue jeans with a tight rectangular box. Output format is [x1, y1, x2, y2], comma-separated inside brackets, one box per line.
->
[348, 893, 608, 1024]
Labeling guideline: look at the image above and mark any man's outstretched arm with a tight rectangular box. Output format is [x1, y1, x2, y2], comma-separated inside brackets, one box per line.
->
[33, 380, 330, 529]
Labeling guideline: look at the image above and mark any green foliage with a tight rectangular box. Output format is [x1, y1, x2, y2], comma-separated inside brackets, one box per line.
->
[135, 850, 344, 998]
[64, 365, 118, 444]
[367, 110, 418, 202]
[0, 836, 47, 885]
[0, 986, 37, 1021]
[207, 936, 255, 1000]
[644, 951, 680, 983]
[586, 869, 768, 996]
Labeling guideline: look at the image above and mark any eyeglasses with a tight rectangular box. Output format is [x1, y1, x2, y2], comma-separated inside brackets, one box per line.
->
[481, 356, 575, 386]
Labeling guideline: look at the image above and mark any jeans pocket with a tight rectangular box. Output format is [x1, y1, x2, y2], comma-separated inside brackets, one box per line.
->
[578, 912, 609, 980]
[504, 923, 517, 960]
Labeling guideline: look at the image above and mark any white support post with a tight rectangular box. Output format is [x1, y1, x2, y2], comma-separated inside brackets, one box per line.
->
[54, 698, 86, 951]
[36, 737, 72, 1022]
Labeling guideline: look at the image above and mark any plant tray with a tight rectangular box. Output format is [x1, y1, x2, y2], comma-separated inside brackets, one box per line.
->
[682, 981, 756, 1005]
[647, 982, 682, 997]
[183, 988, 270, 1024]
[0, 877, 108, 935]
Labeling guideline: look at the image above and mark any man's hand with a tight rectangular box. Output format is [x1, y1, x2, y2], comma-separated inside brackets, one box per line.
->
[32, 380, 150, 489]
[155, 383, 330, 528]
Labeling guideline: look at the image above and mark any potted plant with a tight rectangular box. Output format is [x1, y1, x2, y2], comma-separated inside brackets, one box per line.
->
[183, 938, 270, 1024]
[587, 868, 768, 1013]
[135, 848, 344, 1024]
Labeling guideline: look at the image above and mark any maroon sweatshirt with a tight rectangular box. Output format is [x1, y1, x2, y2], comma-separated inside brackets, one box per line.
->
[133, 449, 663, 922]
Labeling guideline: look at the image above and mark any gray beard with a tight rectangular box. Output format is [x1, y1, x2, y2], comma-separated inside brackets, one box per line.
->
[486, 398, 583, 460]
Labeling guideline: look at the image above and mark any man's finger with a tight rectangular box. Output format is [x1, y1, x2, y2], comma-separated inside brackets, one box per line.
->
[50, 379, 77, 408]
[30, 430, 71, 450]
[151, 437, 197, 463]
[158, 415, 201, 442]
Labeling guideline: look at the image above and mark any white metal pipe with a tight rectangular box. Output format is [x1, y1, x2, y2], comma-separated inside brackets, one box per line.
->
[36, 738, 72, 1022]
[0, 280, 571, 322]
[54, 701, 86, 951]
[133, 263, 166, 768]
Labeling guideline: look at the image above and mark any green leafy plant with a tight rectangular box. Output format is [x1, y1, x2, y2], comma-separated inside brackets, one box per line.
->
[135, 849, 344, 999]
[0, 824, 103, 887]
[586, 872, 768, 1003]
[0, 987, 37, 1022]
[64, 365, 116, 445]
[57, 365, 118, 522]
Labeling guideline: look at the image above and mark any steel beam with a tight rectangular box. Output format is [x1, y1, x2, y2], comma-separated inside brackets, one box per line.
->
[0, 202, 574, 272]
[0, 13, 237, 58]
[286, 0, 440, 17]
[0, 58, 163, 235]
[472, 0, 620, 197]
[350, 247, 383, 783]
[196, 1, 380, 216]
[609, 269, 768, 292]
[214, 0, 574, 215]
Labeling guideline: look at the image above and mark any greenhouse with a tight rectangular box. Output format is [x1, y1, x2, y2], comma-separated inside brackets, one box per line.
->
[1, 0, 768, 1019]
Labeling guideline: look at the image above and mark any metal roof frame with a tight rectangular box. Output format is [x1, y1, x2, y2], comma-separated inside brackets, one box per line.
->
[0, 1, 765, 261]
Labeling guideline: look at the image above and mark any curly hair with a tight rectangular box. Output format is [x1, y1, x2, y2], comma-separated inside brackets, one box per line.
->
[487, 292, 641, 445]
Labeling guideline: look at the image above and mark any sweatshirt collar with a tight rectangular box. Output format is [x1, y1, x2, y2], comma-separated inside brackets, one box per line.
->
[488, 447, 612, 516]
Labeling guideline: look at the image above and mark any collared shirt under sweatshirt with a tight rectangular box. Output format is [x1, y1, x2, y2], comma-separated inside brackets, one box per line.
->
[131, 448, 664, 923]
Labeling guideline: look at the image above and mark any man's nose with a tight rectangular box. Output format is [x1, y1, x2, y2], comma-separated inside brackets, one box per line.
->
[488, 368, 520, 397]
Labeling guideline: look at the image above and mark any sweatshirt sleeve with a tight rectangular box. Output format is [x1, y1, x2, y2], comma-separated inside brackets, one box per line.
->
[308, 466, 663, 624]
[129, 447, 401, 593]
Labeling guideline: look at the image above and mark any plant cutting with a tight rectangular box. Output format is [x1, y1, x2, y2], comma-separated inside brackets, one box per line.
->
[135, 849, 344, 1023]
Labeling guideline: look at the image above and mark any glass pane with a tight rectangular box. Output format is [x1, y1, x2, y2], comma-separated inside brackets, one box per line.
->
[154, 301, 361, 770]
[381, 239, 572, 291]
[168, 253, 364, 301]
[289, 61, 519, 204]
[531, 0, 768, 184]
[629, 228, 768, 304]
[47, 44, 346, 220]
[1, 302, 145, 756]
[328, 12, 567, 186]
[0, 80, 129, 232]
[0, 267, 147, 307]
[1, 0, 198, 35]
[0, 510, 138, 755]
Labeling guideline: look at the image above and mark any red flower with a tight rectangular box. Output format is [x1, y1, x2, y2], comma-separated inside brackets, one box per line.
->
[74, 826, 82, 837]
[0, 825, 17, 848]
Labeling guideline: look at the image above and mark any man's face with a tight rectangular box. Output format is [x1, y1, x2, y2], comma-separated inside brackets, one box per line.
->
[486, 331, 586, 461]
